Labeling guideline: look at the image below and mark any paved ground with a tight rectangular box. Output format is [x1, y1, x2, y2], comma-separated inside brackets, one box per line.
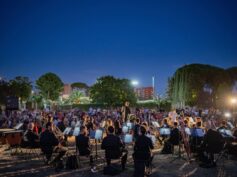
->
[0, 145, 237, 177]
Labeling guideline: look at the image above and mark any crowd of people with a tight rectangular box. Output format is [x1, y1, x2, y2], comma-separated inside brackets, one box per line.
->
[0, 102, 237, 176]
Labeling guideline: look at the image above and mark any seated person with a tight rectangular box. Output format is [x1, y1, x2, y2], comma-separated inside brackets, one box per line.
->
[133, 125, 154, 177]
[199, 122, 224, 166]
[190, 122, 204, 153]
[24, 122, 40, 148]
[161, 122, 181, 154]
[76, 125, 97, 173]
[168, 122, 180, 146]
[40, 122, 67, 165]
[101, 126, 127, 170]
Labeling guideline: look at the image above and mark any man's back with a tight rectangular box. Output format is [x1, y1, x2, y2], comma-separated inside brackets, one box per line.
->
[102, 134, 123, 159]
[134, 135, 154, 160]
[40, 130, 58, 147]
[26, 130, 39, 147]
[76, 134, 90, 156]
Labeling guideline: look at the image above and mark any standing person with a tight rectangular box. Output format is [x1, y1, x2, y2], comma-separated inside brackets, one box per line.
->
[121, 101, 131, 123]
[134, 118, 141, 141]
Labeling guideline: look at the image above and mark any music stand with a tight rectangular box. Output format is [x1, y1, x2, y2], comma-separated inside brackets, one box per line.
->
[94, 129, 103, 160]
[73, 127, 80, 136]
[14, 123, 23, 130]
[122, 126, 129, 134]
[63, 127, 72, 135]
[185, 128, 191, 136]
[219, 129, 233, 138]
[152, 121, 160, 128]
[195, 129, 205, 137]
[146, 134, 156, 145]
[160, 128, 171, 136]
[126, 122, 133, 130]
[89, 130, 96, 139]
[124, 134, 133, 144]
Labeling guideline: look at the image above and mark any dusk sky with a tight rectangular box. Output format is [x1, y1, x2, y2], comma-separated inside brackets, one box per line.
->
[1, 0, 237, 95]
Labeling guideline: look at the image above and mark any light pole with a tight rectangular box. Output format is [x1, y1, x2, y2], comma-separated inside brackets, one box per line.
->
[152, 76, 155, 101]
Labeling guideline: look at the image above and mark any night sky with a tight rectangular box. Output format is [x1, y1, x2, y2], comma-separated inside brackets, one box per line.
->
[1, 0, 237, 95]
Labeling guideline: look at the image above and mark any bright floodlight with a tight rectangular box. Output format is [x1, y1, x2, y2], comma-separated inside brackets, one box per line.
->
[231, 98, 237, 104]
[131, 80, 139, 86]
[224, 112, 231, 118]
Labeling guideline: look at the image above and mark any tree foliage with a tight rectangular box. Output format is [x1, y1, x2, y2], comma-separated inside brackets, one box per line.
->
[9, 76, 32, 101]
[169, 64, 235, 108]
[89, 76, 137, 106]
[36, 72, 63, 101]
[71, 82, 89, 89]
[65, 90, 84, 104]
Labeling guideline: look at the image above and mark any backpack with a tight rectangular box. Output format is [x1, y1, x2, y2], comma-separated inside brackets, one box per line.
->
[66, 155, 78, 169]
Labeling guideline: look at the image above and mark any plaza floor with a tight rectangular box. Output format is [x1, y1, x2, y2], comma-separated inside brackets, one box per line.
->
[0, 145, 237, 177]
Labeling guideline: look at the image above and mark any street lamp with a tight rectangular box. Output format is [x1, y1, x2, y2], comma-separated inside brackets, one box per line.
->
[131, 80, 139, 86]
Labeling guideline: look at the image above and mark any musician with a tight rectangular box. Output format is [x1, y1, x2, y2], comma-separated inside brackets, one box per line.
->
[168, 122, 181, 146]
[101, 126, 128, 170]
[121, 101, 131, 123]
[24, 122, 40, 148]
[217, 120, 228, 131]
[134, 118, 141, 141]
[161, 118, 170, 128]
[114, 119, 122, 136]
[57, 119, 66, 133]
[199, 122, 224, 167]
[76, 125, 97, 173]
[133, 125, 154, 177]
[40, 122, 67, 165]
[190, 121, 204, 153]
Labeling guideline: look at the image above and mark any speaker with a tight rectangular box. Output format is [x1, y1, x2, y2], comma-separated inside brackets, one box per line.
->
[6, 96, 19, 110]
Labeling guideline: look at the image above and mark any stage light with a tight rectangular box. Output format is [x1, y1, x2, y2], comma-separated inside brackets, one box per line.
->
[224, 112, 231, 118]
[231, 98, 237, 104]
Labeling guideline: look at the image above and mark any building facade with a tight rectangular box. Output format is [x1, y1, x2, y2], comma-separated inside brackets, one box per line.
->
[134, 87, 154, 100]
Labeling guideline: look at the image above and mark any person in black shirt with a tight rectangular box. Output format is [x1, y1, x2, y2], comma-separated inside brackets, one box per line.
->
[101, 126, 127, 170]
[57, 119, 66, 133]
[168, 122, 181, 146]
[76, 125, 97, 173]
[199, 123, 224, 167]
[134, 118, 141, 141]
[121, 101, 131, 123]
[114, 119, 122, 136]
[25, 122, 40, 148]
[133, 125, 154, 177]
[40, 122, 66, 165]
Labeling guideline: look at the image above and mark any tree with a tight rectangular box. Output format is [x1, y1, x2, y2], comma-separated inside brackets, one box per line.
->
[168, 64, 233, 109]
[36, 72, 63, 101]
[9, 76, 32, 101]
[66, 90, 84, 104]
[90, 76, 137, 106]
[0, 80, 10, 105]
